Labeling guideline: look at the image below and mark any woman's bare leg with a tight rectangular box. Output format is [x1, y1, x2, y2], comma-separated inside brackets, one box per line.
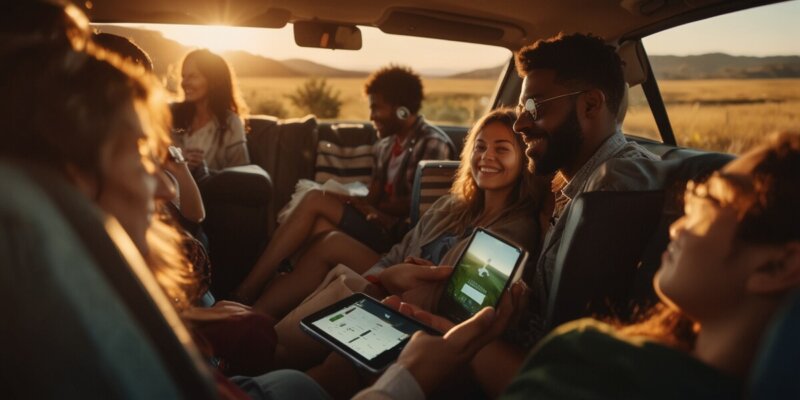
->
[252, 231, 380, 319]
[234, 190, 346, 303]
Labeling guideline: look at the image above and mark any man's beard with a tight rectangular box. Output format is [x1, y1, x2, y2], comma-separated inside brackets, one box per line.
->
[375, 117, 404, 139]
[527, 106, 583, 176]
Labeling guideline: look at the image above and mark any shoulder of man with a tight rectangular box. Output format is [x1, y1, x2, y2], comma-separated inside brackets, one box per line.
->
[585, 142, 665, 192]
[490, 210, 540, 252]
[372, 135, 393, 155]
[412, 118, 456, 159]
[414, 118, 453, 144]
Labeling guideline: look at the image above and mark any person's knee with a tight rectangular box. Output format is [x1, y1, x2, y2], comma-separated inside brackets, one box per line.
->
[296, 189, 323, 212]
[319, 230, 346, 246]
[299, 189, 340, 215]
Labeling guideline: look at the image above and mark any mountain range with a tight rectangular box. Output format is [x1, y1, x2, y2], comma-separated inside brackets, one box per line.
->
[96, 25, 800, 80]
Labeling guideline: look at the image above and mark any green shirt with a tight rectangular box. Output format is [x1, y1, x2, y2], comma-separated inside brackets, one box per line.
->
[502, 319, 741, 400]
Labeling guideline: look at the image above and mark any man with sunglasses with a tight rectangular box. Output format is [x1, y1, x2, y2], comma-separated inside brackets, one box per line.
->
[511, 33, 659, 342]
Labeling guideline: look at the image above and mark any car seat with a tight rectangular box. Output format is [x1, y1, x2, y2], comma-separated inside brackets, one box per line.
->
[199, 164, 272, 298]
[545, 153, 733, 330]
[749, 290, 800, 399]
[409, 160, 460, 226]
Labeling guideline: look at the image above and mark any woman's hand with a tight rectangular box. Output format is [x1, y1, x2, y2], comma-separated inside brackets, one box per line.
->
[163, 150, 206, 222]
[183, 147, 206, 170]
[379, 263, 452, 310]
[181, 300, 253, 323]
[378, 264, 453, 295]
[404, 256, 434, 266]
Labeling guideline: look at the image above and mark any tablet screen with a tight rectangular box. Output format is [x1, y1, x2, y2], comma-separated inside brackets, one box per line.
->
[441, 229, 525, 321]
[309, 296, 418, 361]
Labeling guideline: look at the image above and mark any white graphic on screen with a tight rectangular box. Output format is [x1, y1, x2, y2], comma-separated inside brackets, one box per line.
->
[450, 231, 521, 314]
[312, 304, 409, 360]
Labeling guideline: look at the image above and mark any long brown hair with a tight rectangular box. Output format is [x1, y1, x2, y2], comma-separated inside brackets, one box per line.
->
[173, 49, 248, 144]
[449, 107, 546, 235]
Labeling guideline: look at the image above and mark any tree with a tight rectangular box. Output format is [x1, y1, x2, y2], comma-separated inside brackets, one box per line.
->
[286, 77, 343, 118]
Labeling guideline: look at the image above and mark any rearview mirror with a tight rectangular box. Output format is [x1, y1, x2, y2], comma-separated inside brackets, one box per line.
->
[294, 21, 362, 50]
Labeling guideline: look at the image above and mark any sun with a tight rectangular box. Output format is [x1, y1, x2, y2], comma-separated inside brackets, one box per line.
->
[145, 24, 266, 53]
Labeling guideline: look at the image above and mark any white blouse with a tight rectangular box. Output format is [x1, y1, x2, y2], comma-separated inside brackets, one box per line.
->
[174, 112, 250, 170]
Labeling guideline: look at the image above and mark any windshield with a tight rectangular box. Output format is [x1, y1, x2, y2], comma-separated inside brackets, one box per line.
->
[93, 23, 511, 127]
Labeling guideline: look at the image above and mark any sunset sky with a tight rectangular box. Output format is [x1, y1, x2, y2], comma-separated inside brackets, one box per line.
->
[124, 1, 798, 74]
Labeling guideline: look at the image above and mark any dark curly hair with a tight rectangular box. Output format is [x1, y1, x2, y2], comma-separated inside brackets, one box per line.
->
[516, 33, 625, 117]
[734, 132, 800, 244]
[363, 65, 424, 114]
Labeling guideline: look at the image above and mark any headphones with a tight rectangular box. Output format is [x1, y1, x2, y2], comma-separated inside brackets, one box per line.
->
[395, 106, 410, 120]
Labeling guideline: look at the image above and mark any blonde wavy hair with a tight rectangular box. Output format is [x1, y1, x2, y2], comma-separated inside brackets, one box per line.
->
[146, 214, 205, 311]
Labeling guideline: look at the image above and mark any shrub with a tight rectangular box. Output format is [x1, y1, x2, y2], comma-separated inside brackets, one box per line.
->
[286, 77, 343, 118]
[250, 97, 289, 118]
[421, 93, 488, 126]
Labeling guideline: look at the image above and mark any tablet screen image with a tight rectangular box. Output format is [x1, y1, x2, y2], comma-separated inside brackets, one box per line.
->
[310, 298, 413, 360]
[301, 294, 439, 372]
[440, 228, 525, 321]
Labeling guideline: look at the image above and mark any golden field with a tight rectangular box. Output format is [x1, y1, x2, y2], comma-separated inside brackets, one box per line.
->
[239, 77, 800, 154]
[239, 77, 496, 124]
[625, 79, 800, 154]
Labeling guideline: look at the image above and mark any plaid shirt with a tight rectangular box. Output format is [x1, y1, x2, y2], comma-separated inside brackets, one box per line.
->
[371, 116, 456, 201]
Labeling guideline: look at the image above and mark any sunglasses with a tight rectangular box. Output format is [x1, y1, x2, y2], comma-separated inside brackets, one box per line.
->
[515, 90, 586, 121]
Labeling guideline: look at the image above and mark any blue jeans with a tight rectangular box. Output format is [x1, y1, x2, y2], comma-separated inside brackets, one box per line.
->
[231, 370, 331, 400]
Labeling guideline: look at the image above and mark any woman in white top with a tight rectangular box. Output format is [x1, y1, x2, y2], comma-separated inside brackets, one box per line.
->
[172, 49, 250, 176]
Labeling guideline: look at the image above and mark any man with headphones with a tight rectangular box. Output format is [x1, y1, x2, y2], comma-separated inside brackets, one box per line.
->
[232, 66, 455, 305]
[350, 65, 456, 251]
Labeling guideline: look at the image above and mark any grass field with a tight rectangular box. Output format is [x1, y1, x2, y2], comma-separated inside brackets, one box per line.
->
[239, 77, 495, 124]
[445, 252, 508, 316]
[624, 79, 800, 153]
[239, 77, 800, 154]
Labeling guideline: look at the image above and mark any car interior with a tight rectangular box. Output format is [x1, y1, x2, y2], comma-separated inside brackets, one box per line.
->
[3, 0, 798, 398]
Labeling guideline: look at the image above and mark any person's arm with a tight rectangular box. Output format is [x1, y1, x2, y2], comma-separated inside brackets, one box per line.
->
[164, 157, 205, 223]
[374, 136, 454, 218]
[386, 285, 522, 397]
[365, 177, 382, 207]
[365, 223, 422, 274]
[376, 194, 412, 218]
[378, 263, 453, 296]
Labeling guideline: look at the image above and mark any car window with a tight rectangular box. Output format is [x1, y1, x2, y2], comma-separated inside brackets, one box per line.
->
[629, 1, 800, 153]
[93, 23, 510, 127]
[620, 84, 660, 142]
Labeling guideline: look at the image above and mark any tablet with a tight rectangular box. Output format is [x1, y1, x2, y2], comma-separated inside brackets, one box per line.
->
[438, 227, 528, 323]
[300, 293, 440, 373]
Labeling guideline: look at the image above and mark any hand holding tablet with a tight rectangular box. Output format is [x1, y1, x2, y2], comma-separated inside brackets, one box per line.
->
[300, 293, 440, 373]
[301, 228, 528, 373]
[437, 228, 528, 323]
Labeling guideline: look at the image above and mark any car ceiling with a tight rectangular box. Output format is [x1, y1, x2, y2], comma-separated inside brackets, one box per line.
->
[84, 0, 783, 49]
